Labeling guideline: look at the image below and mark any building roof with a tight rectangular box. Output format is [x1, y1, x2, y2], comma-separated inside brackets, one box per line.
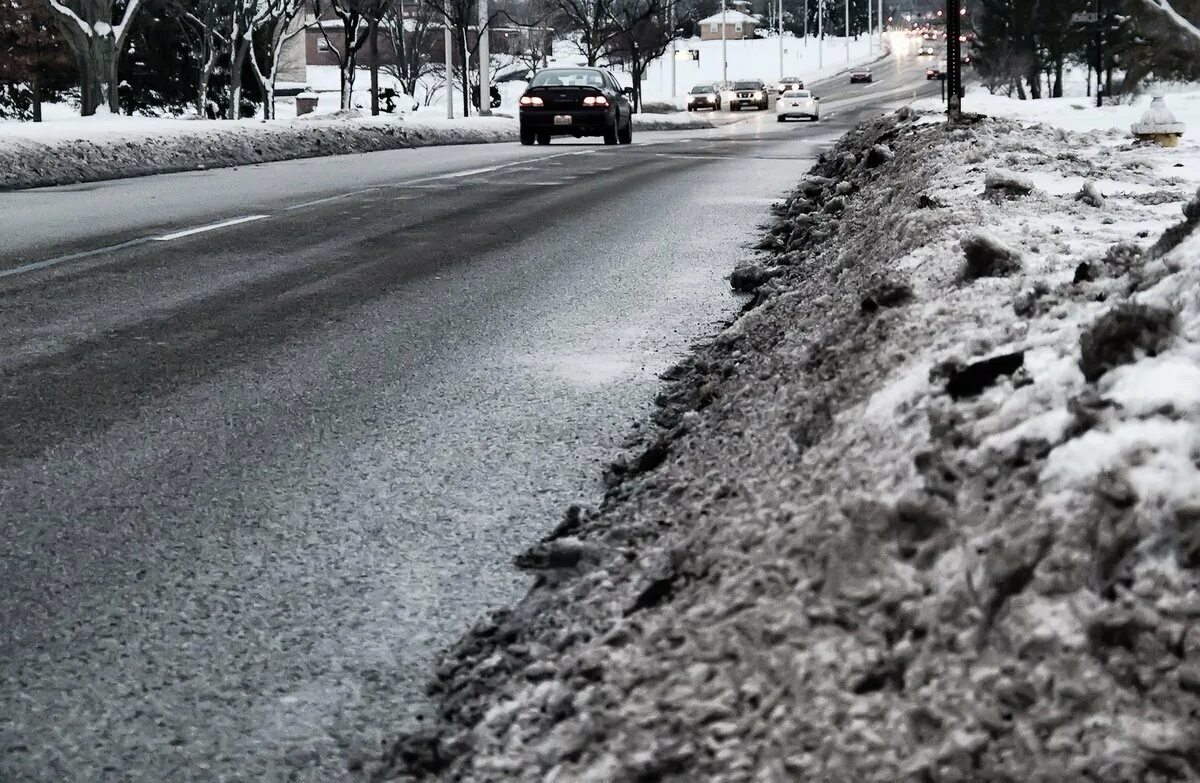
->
[698, 10, 759, 24]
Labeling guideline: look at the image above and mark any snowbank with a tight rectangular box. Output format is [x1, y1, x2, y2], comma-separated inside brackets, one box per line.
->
[0, 105, 717, 190]
[373, 104, 1200, 780]
[0, 114, 519, 190]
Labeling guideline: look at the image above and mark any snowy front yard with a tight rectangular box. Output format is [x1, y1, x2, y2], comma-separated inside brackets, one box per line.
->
[372, 92, 1200, 781]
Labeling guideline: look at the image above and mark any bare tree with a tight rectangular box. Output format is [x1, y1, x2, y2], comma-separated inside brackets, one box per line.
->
[607, 0, 677, 111]
[382, 0, 438, 98]
[170, 0, 229, 116]
[39, 0, 144, 114]
[246, 0, 306, 118]
[313, 0, 389, 110]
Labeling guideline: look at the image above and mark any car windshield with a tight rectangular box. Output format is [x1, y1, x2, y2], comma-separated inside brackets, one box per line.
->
[690, 85, 714, 94]
[531, 69, 605, 89]
[784, 90, 811, 98]
[781, 77, 801, 83]
[733, 81, 761, 90]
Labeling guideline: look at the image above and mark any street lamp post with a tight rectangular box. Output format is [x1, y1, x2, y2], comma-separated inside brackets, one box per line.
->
[721, 0, 728, 84]
[778, 0, 784, 80]
[670, 1, 676, 98]
[818, 0, 823, 69]
[844, 0, 849, 62]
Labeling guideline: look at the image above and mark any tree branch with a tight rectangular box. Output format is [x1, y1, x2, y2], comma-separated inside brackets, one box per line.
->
[1138, 0, 1200, 45]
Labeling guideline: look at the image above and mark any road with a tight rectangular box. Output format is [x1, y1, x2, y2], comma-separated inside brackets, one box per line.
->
[0, 53, 936, 782]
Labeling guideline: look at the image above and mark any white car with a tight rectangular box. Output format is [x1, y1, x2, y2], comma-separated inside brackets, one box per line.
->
[776, 89, 819, 122]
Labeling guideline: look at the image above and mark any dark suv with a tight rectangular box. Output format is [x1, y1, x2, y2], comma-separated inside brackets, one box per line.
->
[729, 80, 768, 111]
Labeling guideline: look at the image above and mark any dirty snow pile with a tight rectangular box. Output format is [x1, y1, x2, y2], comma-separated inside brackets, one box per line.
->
[0, 114, 520, 190]
[372, 107, 1200, 783]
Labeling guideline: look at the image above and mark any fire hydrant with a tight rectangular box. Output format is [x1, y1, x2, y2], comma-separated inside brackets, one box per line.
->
[1132, 91, 1186, 148]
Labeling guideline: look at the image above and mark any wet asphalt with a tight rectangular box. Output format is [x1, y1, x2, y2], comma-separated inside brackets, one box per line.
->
[0, 56, 937, 781]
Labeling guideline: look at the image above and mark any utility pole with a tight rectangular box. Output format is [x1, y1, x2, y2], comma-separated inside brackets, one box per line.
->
[670, 1, 676, 98]
[804, 0, 808, 46]
[1095, 0, 1103, 108]
[868, 0, 873, 54]
[778, 0, 784, 80]
[946, 0, 961, 119]
[444, 0, 454, 118]
[818, 0, 823, 69]
[721, 0, 728, 84]
[844, 0, 849, 62]
[478, 0, 491, 116]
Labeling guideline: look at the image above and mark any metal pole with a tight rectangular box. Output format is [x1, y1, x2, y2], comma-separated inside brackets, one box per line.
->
[868, 0, 873, 54]
[778, 0, 784, 80]
[947, 0, 960, 119]
[444, 2, 454, 118]
[844, 0, 849, 62]
[669, 1, 676, 98]
[1095, 0, 1103, 107]
[478, 0, 491, 115]
[818, 0, 823, 69]
[804, 0, 808, 46]
[721, 0, 728, 84]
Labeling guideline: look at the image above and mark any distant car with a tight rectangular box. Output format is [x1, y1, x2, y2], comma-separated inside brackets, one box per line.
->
[918, 44, 936, 56]
[776, 89, 819, 122]
[518, 66, 634, 146]
[729, 80, 768, 111]
[686, 83, 721, 111]
[927, 61, 947, 80]
[849, 67, 873, 83]
[778, 76, 805, 92]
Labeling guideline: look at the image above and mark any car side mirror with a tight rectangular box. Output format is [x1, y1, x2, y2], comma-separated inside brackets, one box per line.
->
[623, 87, 634, 96]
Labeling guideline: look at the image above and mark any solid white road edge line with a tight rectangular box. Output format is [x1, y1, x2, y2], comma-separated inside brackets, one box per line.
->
[152, 215, 270, 242]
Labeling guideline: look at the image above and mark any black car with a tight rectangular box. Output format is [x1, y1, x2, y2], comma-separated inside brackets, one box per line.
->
[518, 67, 634, 146]
[729, 80, 768, 111]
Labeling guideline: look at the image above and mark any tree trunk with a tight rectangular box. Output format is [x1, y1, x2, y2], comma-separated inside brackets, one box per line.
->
[369, 19, 380, 116]
[1053, 57, 1063, 98]
[229, 35, 251, 119]
[31, 73, 43, 122]
[108, 53, 119, 113]
[1015, 78, 1026, 100]
[461, 26, 470, 115]
[342, 61, 356, 110]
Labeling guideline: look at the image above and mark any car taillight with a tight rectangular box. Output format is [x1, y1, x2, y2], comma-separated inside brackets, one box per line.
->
[583, 95, 609, 107]
[519, 95, 543, 107]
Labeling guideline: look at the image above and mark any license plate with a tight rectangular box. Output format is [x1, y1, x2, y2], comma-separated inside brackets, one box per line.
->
[553, 115, 572, 126]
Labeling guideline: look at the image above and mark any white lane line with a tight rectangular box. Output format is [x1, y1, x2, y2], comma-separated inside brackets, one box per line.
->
[284, 187, 380, 211]
[400, 149, 597, 187]
[152, 214, 269, 242]
[0, 236, 153, 281]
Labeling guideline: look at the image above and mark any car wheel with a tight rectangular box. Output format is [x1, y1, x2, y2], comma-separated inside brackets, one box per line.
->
[618, 117, 632, 144]
[536, 132, 551, 145]
[603, 118, 618, 145]
[519, 128, 535, 145]
[777, 115, 786, 122]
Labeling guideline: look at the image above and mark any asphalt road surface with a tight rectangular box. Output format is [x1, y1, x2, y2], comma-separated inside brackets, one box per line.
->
[0, 53, 938, 781]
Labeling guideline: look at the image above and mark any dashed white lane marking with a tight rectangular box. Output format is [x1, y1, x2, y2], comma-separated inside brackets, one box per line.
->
[284, 187, 381, 211]
[0, 237, 152, 281]
[152, 215, 269, 242]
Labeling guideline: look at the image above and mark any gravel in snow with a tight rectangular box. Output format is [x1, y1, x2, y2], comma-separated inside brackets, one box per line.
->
[367, 106, 1200, 782]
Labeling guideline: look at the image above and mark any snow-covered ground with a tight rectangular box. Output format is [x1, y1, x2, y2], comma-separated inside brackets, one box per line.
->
[0, 112, 519, 190]
[373, 88, 1200, 781]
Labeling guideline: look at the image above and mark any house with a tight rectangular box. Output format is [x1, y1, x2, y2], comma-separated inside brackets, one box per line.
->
[698, 10, 759, 41]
